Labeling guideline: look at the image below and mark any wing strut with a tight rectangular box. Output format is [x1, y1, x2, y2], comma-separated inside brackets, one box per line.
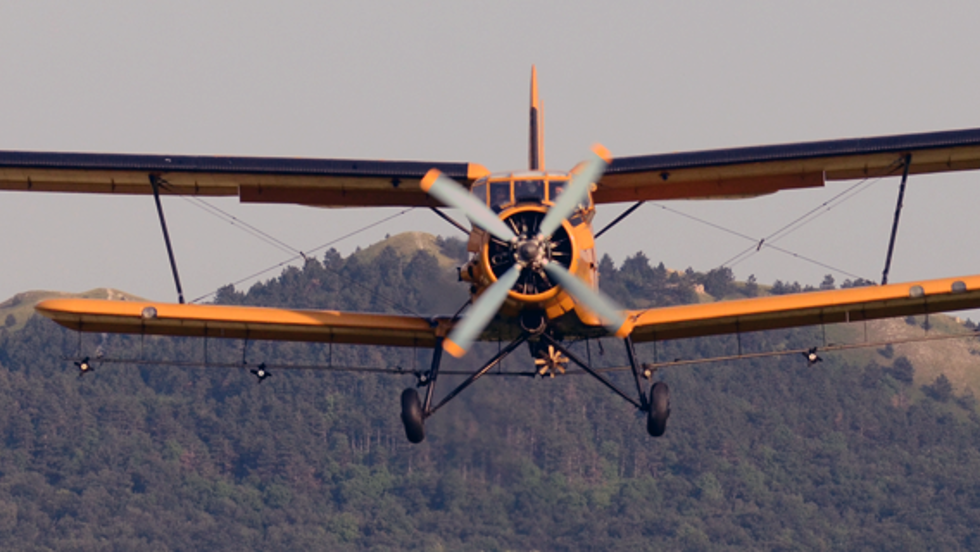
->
[149, 175, 186, 304]
[594, 201, 646, 239]
[428, 207, 469, 235]
[881, 154, 912, 285]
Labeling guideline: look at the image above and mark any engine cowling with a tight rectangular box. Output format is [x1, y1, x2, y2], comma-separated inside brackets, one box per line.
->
[481, 206, 577, 303]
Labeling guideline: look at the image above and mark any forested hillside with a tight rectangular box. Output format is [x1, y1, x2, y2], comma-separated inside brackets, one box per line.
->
[0, 233, 978, 551]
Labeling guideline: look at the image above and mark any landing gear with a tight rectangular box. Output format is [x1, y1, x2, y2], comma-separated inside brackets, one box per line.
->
[400, 333, 530, 444]
[400, 388, 425, 444]
[647, 381, 670, 437]
[399, 332, 672, 442]
[539, 334, 670, 438]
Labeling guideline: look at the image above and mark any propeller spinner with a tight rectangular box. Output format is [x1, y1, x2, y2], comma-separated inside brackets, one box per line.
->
[422, 145, 629, 358]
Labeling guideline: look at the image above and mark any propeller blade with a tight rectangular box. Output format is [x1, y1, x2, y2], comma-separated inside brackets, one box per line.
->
[422, 169, 517, 243]
[538, 144, 611, 238]
[443, 264, 522, 358]
[542, 262, 630, 337]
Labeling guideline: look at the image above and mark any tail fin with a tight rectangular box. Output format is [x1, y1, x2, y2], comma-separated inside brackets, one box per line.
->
[529, 66, 544, 170]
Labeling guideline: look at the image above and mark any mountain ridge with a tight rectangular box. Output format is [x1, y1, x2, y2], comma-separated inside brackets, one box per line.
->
[0, 231, 978, 549]
[0, 287, 144, 332]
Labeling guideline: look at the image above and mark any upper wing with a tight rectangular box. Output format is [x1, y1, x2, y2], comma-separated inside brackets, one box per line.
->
[625, 273, 980, 343]
[6, 127, 980, 207]
[597, 127, 980, 203]
[36, 298, 453, 348]
[0, 150, 489, 208]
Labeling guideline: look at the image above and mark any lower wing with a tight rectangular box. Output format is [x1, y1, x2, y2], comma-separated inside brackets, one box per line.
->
[625, 274, 980, 342]
[35, 273, 980, 349]
[35, 299, 452, 348]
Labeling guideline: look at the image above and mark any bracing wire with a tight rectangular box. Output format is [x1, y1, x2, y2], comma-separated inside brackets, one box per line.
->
[160, 184, 302, 257]
[602, 329, 980, 373]
[187, 207, 422, 315]
[67, 327, 980, 376]
[650, 201, 866, 280]
[720, 159, 905, 273]
[741, 242, 864, 280]
[149, 181, 423, 314]
[73, 357, 537, 377]
[757, 161, 904, 245]
[648, 203, 758, 243]
[649, 160, 903, 281]
[723, 179, 876, 266]
[719, 171, 892, 271]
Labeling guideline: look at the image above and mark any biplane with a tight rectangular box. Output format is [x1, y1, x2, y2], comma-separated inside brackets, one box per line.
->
[4, 67, 980, 443]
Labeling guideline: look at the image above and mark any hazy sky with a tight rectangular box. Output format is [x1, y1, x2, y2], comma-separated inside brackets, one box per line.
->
[2, 1, 980, 308]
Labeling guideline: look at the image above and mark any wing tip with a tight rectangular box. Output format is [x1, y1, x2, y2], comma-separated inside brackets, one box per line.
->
[467, 163, 490, 180]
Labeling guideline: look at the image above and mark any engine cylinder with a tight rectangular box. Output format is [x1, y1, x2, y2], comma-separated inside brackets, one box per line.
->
[483, 207, 575, 301]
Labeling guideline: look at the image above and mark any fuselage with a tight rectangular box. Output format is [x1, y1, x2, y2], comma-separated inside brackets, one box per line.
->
[459, 170, 604, 332]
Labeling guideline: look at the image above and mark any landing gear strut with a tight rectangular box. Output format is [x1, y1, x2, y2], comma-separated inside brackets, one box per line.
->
[399, 332, 671, 443]
[400, 333, 530, 443]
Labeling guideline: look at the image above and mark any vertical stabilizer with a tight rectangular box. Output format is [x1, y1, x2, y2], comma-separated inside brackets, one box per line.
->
[529, 66, 544, 170]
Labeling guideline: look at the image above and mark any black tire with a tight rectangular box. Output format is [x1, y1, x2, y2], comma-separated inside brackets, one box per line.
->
[647, 381, 671, 437]
[400, 388, 426, 444]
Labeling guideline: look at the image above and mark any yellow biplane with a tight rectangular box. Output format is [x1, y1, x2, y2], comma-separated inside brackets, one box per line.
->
[4, 68, 980, 443]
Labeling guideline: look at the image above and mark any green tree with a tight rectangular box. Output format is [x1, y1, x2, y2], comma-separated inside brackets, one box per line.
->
[819, 274, 836, 290]
[702, 267, 735, 298]
[924, 374, 954, 402]
[888, 356, 915, 384]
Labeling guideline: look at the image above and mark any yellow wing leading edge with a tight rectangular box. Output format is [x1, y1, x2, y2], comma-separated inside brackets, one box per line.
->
[626, 274, 980, 343]
[35, 299, 452, 348]
[33, 272, 980, 349]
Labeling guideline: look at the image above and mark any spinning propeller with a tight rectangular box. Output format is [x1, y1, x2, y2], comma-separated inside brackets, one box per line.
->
[421, 145, 630, 358]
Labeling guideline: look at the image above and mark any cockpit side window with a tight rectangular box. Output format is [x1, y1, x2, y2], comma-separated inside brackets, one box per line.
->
[489, 181, 511, 212]
[471, 182, 487, 204]
[514, 180, 544, 203]
[548, 180, 566, 203]
[548, 179, 589, 212]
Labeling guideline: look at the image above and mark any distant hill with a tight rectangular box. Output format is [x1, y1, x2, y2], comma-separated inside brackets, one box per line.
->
[351, 231, 465, 268]
[0, 288, 144, 332]
[1, 232, 979, 549]
[828, 315, 979, 398]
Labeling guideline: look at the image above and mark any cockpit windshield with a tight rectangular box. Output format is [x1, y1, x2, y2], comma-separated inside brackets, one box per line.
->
[470, 174, 587, 213]
[514, 180, 544, 203]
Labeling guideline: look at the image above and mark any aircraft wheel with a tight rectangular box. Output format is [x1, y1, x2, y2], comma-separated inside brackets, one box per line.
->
[400, 388, 426, 444]
[647, 381, 671, 437]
